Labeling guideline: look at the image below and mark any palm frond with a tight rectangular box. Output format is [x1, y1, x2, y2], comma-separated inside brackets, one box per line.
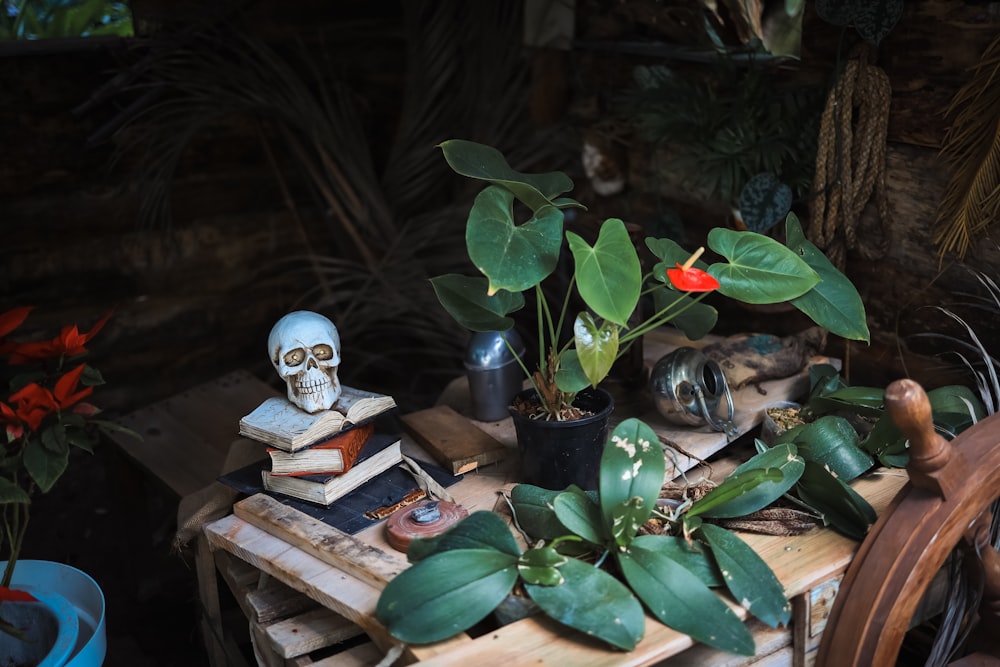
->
[933, 33, 1000, 260]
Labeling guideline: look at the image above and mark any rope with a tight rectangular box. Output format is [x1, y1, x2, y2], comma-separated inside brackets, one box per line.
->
[810, 43, 893, 271]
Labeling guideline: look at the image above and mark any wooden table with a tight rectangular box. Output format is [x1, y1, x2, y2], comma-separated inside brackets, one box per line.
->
[196, 328, 907, 665]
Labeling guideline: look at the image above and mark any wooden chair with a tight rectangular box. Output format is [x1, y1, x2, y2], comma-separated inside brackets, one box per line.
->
[817, 378, 1000, 665]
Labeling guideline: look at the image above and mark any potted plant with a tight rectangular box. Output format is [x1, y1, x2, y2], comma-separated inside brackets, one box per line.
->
[430, 139, 870, 488]
[377, 416, 805, 655]
[0, 306, 137, 665]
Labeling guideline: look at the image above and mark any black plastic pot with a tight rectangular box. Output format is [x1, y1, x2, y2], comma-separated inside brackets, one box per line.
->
[508, 386, 615, 491]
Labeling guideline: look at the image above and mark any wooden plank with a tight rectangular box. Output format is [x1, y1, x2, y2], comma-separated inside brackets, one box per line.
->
[300, 641, 383, 666]
[263, 608, 364, 659]
[232, 494, 406, 588]
[106, 369, 278, 498]
[400, 404, 510, 474]
[664, 619, 791, 666]
[203, 513, 469, 663]
[246, 578, 319, 624]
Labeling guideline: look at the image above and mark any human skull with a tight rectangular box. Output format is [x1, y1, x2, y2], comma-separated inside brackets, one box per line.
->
[268, 311, 342, 413]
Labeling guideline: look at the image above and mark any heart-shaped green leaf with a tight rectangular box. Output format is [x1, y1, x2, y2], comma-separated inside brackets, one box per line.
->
[649, 288, 719, 340]
[573, 312, 619, 387]
[466, 186, 563, 294]
[567, 218, 641, 326]
[429, 274, 524, 332]
[707, 227, 819, 304]
[784, 213, 871, 342]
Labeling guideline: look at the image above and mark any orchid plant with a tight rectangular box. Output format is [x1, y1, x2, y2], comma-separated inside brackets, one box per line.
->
[431, 140, 870, 420]
[0, 307, 137, 637]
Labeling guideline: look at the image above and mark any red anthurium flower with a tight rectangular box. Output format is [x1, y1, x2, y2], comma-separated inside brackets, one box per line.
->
[6, 311, 111, 365]
[666, 247, 721, 293]
[52, 364, 94, 411]
[8, 383, 58, 431]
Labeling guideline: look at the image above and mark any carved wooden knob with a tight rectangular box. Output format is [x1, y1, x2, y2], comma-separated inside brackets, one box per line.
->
[884, 378, 954, 496]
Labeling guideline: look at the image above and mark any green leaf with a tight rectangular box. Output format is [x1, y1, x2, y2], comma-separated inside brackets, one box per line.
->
[24, 436, 68, 493]
[568, 218, 642, 326]
[0, 477, 31, 505]
[784, 213, 871, 342]
[790, 416, 874, 481]
[599, 418, 666, 547]
[526, 558, 646, 650]
[553, 349, 591, 393]
[510, 484, 569, 541]
[518, 545, 568, 586]
[466, 186, 564, 294]
[376, 549, 519, 644]
[686, 468, 785, 519]
[631, 534, 722, 587]
[707, 228, 819, 304]
[618, 545, 755, 655]
[697, 523, 791, 628]
[439, 139, 576, 211]
[649, 288, 718, 340]
[794, 461, 876, 540]
[573, 313, 619, 388]
[689, 444, 804, 518]
[927, 384, 987, 423]
[646, 237, 701, 275]
[553, 488, 607, 545]
[430, 274, 525, 332]
[407, 511, 522, 562]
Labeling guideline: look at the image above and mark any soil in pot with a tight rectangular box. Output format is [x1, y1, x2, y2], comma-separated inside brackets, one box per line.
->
[509, 387, 614, 491]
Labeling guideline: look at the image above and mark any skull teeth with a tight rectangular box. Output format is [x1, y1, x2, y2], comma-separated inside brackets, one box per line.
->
[295, 377, 331, 394]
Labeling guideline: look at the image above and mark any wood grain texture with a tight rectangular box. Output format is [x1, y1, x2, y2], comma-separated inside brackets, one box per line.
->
[400, 404, 510, 474]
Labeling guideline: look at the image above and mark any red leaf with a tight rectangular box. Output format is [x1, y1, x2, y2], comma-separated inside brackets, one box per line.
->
[0, 307, 32, 339]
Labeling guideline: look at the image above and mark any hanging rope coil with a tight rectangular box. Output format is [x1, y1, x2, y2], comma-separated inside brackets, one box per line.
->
[810, 43, 893, 271]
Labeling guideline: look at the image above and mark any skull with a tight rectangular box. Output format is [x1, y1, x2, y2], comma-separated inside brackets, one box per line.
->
[268, 311, 342, 413]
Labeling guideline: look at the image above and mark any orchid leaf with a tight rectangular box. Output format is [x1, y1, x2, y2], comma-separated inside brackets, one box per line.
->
[631, 534, 722, 587]
[599, 418, 665, 546]
[689, 443, 804, 518]
[439, 139, 576, 211]
[376, 548, 519, 643]
[697, 523, 791, 628]
[707, 228, 819, 304]
[518, 545, 567, 586]
[567, 218, 642, 326]
[430, 274, 524, 332]
[510, 484, 568, 541]
[794, 461, 876, 539]
[618, 544, 755, 655]
[466, 186, 563, 294]
[573, 313, 619, 388]
[686, 468, 785, 519]
[553, 487, 606, 545]
[789, 416, 874, 482]
[407, 510, 522, 562]
[785, 213, 871, 342]
[525, 557, 645, 650]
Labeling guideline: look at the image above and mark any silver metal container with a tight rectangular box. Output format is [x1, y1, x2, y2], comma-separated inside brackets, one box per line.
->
[650, 346, 737, 438]
[464, 329, 525, 422]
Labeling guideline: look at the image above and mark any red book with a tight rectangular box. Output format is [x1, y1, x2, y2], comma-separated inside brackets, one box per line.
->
[267, 422, 374, 476]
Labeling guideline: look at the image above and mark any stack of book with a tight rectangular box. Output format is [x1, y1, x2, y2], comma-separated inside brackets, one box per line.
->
[238, 386, 401, 506]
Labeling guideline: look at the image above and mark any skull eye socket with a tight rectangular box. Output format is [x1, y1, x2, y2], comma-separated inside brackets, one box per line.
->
[313, 344, 334, 361]
[283, 348, 306, 367]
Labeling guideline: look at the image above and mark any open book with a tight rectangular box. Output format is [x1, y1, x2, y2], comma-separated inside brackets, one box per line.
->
[262, 434, 403, 506]
[240, 385, 396, 451]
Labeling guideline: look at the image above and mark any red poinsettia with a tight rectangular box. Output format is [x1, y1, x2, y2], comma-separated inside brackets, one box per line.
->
[666, 246, 721, 293]
[3, 311, 111, 365]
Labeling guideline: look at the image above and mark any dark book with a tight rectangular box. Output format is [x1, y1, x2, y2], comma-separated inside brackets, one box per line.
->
[219, 437, 463, 535]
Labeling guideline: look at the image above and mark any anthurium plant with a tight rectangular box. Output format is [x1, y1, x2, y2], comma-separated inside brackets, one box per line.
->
[0, 307, 137, 638]
[431, 139, 870, 420]
[377, 417, 803, 654]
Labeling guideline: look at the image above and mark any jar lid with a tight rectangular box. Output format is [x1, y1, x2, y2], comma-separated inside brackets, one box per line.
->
[464, 330, 525, 370]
